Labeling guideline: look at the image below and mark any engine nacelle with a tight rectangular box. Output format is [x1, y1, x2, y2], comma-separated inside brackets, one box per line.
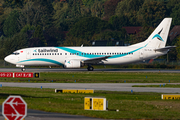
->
[64, 60, 81, 68]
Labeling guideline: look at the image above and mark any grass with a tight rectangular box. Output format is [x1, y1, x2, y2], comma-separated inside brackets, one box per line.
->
[133, 84, 180, 88]
[0, 87, 180, 119]
[0, 72, 180, 83]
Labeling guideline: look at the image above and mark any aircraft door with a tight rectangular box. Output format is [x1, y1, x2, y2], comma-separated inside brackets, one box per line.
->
[140, 49, 143, 59]
[26, 50, 31, 59]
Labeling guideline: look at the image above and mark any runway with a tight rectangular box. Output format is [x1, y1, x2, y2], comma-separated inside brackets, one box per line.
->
[0, 68, 180, 73]
[0, 82, 180, 93]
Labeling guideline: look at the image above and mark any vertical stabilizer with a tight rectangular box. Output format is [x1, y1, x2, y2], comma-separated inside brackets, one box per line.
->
[146, 18, 172, 48]
[131, 18, 172, 48]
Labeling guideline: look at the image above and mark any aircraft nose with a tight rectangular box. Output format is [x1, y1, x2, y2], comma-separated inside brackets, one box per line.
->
[4, 56, 9, 62]
[4, 55, 13, 63]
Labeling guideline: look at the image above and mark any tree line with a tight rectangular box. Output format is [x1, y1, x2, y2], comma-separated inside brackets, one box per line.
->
[0, 0, 180, 61]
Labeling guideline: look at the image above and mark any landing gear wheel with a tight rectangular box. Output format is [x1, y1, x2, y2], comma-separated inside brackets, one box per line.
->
[87, 66, 94, 71]
[21, 68, 26, 71]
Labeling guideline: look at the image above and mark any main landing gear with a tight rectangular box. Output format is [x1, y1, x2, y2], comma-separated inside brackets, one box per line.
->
[87, 66, 94, 71]
[21, 68, 26, 71]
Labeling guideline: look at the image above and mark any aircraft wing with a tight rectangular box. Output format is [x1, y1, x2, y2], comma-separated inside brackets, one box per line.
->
[83, 56, 111, 64]
[155, 46, 176, 52]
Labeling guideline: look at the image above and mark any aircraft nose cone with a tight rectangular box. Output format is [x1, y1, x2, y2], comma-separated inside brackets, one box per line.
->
[4, 55, 12, 63]
[4, 56, 8, 62]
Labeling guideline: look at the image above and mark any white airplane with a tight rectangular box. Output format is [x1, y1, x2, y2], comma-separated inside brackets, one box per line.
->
[4, 18, 175, 71]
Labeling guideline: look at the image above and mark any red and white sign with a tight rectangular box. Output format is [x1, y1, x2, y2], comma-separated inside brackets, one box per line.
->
[2, 96, 27, 120]
[14, 72, 33, 78]
[0, 72, 13, 78]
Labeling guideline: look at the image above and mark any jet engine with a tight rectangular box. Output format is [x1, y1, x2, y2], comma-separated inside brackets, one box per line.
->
[64, 60, 82, 68]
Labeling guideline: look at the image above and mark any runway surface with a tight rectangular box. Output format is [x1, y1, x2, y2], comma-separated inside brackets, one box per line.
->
[0, 68, 180, 73]
[0, 82, 180, 93]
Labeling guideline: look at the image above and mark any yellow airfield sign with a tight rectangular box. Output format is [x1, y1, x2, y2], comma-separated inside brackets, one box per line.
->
[161, 94, 180, 99]
[84, 97, 107, 111]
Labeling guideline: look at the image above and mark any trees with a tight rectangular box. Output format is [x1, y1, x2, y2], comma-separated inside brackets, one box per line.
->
[53, 2, 69, 30]
[90, 1, 104, 18]
[175, 36, 180, 60]
[20, 24, 35, 33]
[33, 25, 47, 46]
[3, 0, 24, 8]
[3, 10, 20, 37]
[103, 0, 122, 20]
[170, 3, 180, 26]
[115, 0, 144, 26]
[137, 1, 167, 27]
[129, 26, 153, 44]
[18, 0, 53, 30]
[4, 32, 28, 55]
[63, 36, 90, 46]
[67, 17, 110, 40]
[92, 29, 126, 41]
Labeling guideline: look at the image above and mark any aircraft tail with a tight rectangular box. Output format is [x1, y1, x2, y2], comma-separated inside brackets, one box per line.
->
[132, 18, 172, 48]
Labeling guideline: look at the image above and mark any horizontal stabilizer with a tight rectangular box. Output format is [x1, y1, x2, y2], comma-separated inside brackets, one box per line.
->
[155, 46, 176, 52]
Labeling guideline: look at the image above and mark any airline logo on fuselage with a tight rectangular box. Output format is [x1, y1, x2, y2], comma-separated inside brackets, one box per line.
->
[34, 49, 58, 52]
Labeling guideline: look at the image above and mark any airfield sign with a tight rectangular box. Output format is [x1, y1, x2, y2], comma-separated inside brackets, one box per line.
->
[2, 96, 27, 120]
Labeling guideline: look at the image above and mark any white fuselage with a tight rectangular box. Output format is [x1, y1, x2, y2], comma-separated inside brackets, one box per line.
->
[4, 46, 167, 66]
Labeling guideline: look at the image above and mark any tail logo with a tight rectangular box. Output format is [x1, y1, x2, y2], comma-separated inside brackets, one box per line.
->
[152, 28, 164, 42]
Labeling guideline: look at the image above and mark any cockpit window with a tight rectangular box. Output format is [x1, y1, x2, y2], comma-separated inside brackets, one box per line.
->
[12, 52, 20, 55]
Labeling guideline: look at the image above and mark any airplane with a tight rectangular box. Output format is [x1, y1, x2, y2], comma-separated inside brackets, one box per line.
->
[4, 18, 175, 71]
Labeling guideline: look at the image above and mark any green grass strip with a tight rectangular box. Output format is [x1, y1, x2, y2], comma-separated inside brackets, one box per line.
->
[0, 72, 180, 83]
[0, 87, 180, 119]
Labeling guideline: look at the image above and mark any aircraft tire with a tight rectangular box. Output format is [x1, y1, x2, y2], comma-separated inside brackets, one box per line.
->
[87, 66, 94, 71]
[21, 68, 26, 71]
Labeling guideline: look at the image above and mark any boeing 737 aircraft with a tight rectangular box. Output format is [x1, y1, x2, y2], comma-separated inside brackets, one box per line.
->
[4, 18, 175, 71]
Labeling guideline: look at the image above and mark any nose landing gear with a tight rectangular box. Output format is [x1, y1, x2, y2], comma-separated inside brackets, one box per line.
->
[21, 68, 26, 71]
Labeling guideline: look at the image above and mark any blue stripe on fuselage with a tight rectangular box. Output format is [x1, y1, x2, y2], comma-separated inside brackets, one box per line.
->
[17, 58, 63, 65]
[56, 44, 148, 59]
